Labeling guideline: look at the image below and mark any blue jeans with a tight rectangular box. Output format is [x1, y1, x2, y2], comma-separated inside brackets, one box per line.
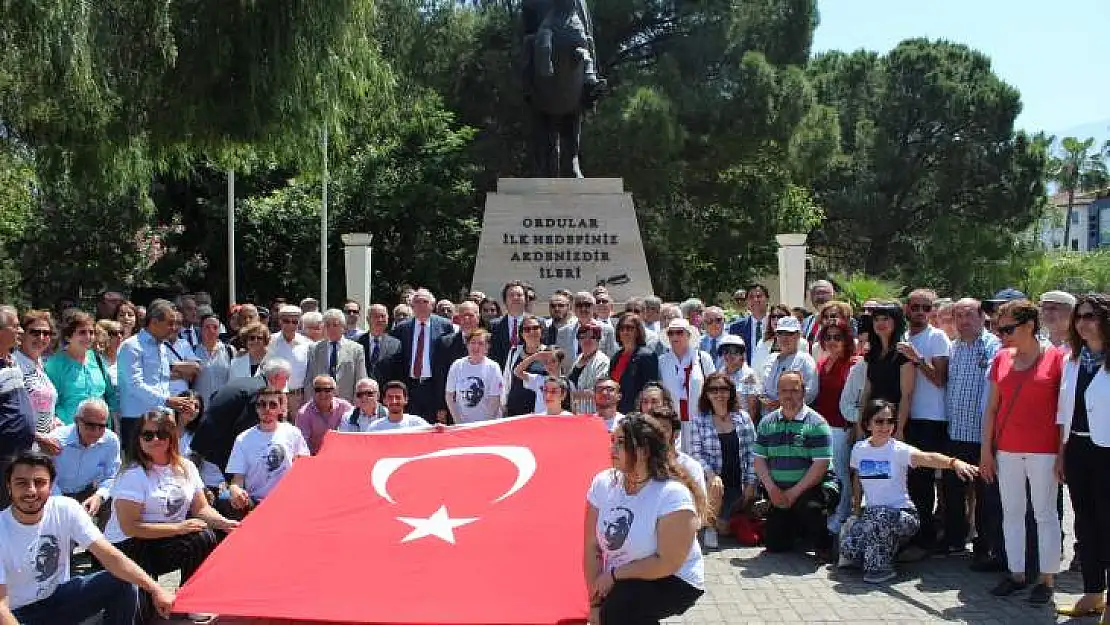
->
[12, 571, 139, 625]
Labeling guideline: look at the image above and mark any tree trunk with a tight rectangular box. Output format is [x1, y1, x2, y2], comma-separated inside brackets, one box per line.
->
[1062, 189, 1075, 250]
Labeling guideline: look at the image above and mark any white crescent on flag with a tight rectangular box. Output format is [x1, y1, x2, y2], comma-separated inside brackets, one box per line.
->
[370, 445, 537, 504]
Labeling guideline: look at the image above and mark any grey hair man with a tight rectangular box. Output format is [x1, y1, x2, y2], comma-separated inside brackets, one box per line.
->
[1039, 290, 1077, 347]
[301, 311, 325, 342]
[44, 398, 121, 525]
[643, 296, 663, 333]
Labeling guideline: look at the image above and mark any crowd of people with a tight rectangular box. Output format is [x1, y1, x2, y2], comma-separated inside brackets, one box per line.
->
[0, 279, 1108, 625]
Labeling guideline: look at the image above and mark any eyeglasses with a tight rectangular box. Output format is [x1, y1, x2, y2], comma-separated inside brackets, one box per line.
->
[344, 309, 359, 315]
[871, 418, 896, 426]
[543, 387, 563, 394]
[314, 387, 336, 393]
[775, 330, 797, 337]
[626, 308, 643, 314]
[705, 318, 723, 325]
[247, 335, 266, 342]
[596, 298, 611, 305]
[522, 325, 542, 332]
[909, 304, 932, 313]
[107, 330, 122, 337]
[996, 323, 1021, 336]
[356, 390, 377, 398]
[256, 399, 282, 410]
[706, 386, 732, 393]
[140, 430, 171, 442]
[78, 419, 108, 430]
[27, 329, 53, 338]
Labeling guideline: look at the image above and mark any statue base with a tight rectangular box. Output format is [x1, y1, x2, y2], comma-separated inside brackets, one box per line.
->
[471, 178, 653, 302]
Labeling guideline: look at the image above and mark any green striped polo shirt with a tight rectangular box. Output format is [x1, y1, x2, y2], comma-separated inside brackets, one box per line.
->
[753, 406, 833, 489]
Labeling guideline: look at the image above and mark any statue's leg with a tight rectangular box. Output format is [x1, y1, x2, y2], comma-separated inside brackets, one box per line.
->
[536, 28, 555, 77]
[560, 113, 583, 178]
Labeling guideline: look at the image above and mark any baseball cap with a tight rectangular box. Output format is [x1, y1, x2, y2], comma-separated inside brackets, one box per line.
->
[775, 316, 801, 333]
[989, 288, 1026, 303]
[1039, 290, 1077, 307]
[717, 334, 746, 353]
[665, 318, 693, 334]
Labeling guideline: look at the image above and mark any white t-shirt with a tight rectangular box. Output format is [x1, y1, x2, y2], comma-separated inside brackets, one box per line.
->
[908, 325, 951, 421]
[523, 373, 547, 414]
[104, 459, 205, 543]
[226, 423, 310, 499]
[586, 469, 704, 589]
[0, 497, 101, 609]
[676, 451, 707, 497]
[446, 357, 504, 423]
[367, 414, 429, 431]
[850, 439, 916, 509]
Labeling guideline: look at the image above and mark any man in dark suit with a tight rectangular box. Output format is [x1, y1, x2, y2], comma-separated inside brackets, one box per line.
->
[390, 288, 452, 423]
[489, 280, 530, 368]
[727, 283, 770, 350]
[431, 301, 482, 424]
[357, 304, 402, 389]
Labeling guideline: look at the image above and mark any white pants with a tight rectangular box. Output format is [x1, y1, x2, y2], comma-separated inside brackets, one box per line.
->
[996, 451, 1061, 575]
[827, 427, 853, 533]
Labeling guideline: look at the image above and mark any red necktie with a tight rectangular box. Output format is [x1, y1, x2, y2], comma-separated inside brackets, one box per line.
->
[413, 322, 425, 378]
[679, 362, 693, 421]
[511, 318, 519, 347]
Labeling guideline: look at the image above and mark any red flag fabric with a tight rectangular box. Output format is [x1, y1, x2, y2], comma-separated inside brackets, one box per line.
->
[174, 416, 611, 624]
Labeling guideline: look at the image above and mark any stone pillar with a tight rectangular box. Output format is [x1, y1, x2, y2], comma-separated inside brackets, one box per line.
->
[776, 233, 808, 310]
[342, 233, 373, 330]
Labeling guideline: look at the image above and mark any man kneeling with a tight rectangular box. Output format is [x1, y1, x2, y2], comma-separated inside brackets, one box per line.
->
[753, 371, 839, 559]
[0, 450, 173, 625]
[222, 387, 310, 519]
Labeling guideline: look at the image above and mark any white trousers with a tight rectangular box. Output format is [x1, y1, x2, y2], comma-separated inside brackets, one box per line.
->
[996, 451, 1061, 575]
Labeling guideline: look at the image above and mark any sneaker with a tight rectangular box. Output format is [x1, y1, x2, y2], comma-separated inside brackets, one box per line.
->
[990, 577, 1028, 597]
[702, 528, 719, 549]
[1028, 583, 1054, 605]
[863, 569, 897, 584]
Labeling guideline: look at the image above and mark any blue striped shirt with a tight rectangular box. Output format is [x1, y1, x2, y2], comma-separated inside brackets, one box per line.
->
[945, 330, 1000, 443]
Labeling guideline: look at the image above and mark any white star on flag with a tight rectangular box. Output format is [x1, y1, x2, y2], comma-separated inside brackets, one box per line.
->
[397, 505, 478, 544]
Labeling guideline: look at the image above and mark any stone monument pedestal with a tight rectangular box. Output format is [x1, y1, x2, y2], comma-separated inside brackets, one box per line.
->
[471, 178, 653, 301]
[342, 233, 373, 329]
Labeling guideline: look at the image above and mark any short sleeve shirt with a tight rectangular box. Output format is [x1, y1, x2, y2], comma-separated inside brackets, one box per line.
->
[104, 460, 205, 543]
[0, 497, 101, 609]
[752, 407, 833, 489]
[226, 423, 310, 499]
[989, 347, 1062, 454]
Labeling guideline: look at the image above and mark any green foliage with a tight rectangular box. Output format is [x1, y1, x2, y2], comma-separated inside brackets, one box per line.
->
[808, 40, 1047, 293]
[1019, 250, 1110, 297]
[832, 273, 903, 308]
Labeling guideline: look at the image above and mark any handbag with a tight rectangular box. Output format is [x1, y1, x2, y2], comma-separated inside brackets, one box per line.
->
[991, 347, 1042, 455]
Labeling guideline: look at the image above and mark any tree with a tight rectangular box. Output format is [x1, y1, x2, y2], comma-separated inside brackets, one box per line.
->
[1048, 136, 1109, 248]
[807, 40, 1047, 294]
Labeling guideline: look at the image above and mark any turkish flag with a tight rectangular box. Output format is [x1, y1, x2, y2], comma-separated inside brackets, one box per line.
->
[174, 416, 611, 624]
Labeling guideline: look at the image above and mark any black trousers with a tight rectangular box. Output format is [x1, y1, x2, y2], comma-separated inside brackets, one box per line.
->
[1064, 435, 1110, 594]
[903, 419, 948, 548]
[943, 440, 1005, 559]
[600, 576, 703, 625]
[764, 484, 838, 552]
[404, 378, 439, 423]
[116, 530, 218, 583]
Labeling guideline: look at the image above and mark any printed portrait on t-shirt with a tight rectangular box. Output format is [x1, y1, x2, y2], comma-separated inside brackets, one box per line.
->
[163, 482, 187, 516]
[265, 443, 287, 472]
[32, 535, 60, 584]
[461, 376, 486, 408]
[601, 506, 634, 551]
[858, 459, 892, 480]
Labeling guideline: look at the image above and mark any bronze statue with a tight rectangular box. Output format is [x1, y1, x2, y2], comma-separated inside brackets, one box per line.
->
[522, 0, 606, 178]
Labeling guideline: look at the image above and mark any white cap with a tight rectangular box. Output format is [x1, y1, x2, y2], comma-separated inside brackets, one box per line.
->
[278, 305, 302, 316]
[665, 318, 693, 334]
[1039, 290, 1077, 307]
[775, 316, 801, 333]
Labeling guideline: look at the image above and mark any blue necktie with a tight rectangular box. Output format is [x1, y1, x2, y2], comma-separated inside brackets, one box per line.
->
[329, 341, 338, 378]
[371, 337, 380, 364]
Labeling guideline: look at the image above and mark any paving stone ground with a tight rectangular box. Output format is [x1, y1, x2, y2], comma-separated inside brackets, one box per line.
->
[146, 495, 1094, 624]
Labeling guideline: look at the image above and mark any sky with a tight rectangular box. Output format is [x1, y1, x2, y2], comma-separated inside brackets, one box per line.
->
[811, 0, 1110, 139]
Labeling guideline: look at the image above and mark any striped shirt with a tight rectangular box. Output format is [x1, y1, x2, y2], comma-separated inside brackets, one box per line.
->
[752, 406, 832, 489]
[945, 330, 1000, 443]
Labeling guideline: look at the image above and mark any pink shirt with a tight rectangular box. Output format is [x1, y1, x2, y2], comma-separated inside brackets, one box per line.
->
[295, 397, 353, 454]
[990, 347, 1062, 454]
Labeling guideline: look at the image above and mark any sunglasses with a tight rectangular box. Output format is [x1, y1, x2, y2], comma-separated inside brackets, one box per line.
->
[706, 386, 731, 393]
[79, 419, 108, 430]
[871, 418, 896, 426]
[256, 399, 282, 410]
[140, 430, 171, 442]
[107, 330, 123, 337]
[247, 335, 266, 342]
[720, 347, 744, 356]
[909, 304, 932, 313]
[705, 318, 723, 324]
[344, 309, 360, 315]
[280, 318, 300, 324]
[314, 387, 336, 393]
[666, 330, 687, 337]
[27, 329, 53, 338]
[356, 390, 377, 398]
[996, 323, 1021, 336]
[596, 298, 611, 305]
[775, 330, 798, 337]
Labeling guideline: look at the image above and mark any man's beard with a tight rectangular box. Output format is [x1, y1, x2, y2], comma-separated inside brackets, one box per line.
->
[13, 495, 46, 516]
